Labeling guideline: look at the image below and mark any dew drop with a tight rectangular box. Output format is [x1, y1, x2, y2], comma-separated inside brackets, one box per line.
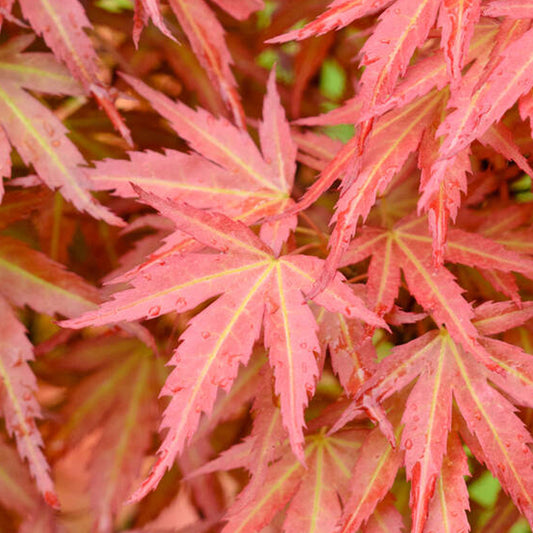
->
[299, 342, 307, 349]
[44, 491, 60, 510]
[175, 296, 187, 307]
[201, 331, 211, 339]
[148, 305, 160, 317]
[42, 121, 55, 137]
[52, 140, 61, 148]
[404, 438, 413, 450]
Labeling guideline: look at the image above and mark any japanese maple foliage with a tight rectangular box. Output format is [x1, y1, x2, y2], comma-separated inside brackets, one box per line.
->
[1, 0, 533, 532]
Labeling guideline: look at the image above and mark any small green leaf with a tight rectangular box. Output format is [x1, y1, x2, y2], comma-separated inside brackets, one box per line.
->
[469, 470, 501, 507]
[96, 0, 133, 13]
[320, 59, 346, 101]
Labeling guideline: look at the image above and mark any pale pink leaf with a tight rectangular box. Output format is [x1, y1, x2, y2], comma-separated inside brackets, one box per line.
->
[0, 81, 123, 226]
[0, 236, 98, 318]
[123, 74, 276, 191]
[438, 0, 481, 82]
[339, 425, 402, 533]
[438, 26, 533, 159]
[423, 433, 470, 533]
[260, 69, 296, 192]
[18, 0, 132, 144]
[0, 296, 58, 508]
[133, 0, 175, 46]
[267, 0, 393, 43]
[483, 0, 533, 18]
[210, 0, 264, 20]
[168, 0, 245, 126]
[357, 0, 441, 108]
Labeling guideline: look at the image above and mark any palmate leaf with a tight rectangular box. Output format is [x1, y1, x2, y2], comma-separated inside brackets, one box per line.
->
[307, 90, 444, 295]
[267, 0, 393, 43]
[0, 233, 102, 507]
[338, 406, 403, 533]
[133, 0, 175, 46]
[483, 0, 533, 18]
[192, 399, 367, 533]
[274, 14, 533, 276]
[0, 295, 58, 508]
[45, 336, 160, 531]
[0, 36, 123, 225]
[166, 0, 245, 126]
[272, 0, 482, 109]
[10, 0, 132, 144]
[132, 0, 262, 126]
[437, 24, 533, 160]
[63, 193, 383, 501]
[353, 318, 533, 532]
[341, 214, 533, 371]
[92, 69, 296, 258]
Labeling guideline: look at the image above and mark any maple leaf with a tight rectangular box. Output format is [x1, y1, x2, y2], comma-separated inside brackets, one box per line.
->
[0, 229, 103, 507]
[132, 0, 263, 125]
[63, 189, 383, 501]
[133, 0, 175, 46]
[437, 24, 533, 160]
[0, 295, 58, 508]
[341, 213, 533, 373]
[45, 336, 161, 531]
[305, 90, 444, 295]
[0, 434, 42, 518]
[191, 394, 368, 533]
[351, 299, 533, 532]
[5, 0, 133, 144]
[483, 0, 533, 18]
[0, 36, 123, 225]
[267, 0, 393, 43]
[90, 69, 296, 256]
[166, 0, 247, 126]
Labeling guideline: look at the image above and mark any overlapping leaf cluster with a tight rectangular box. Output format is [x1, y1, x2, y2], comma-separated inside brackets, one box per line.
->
[0, 0, 532, 531]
